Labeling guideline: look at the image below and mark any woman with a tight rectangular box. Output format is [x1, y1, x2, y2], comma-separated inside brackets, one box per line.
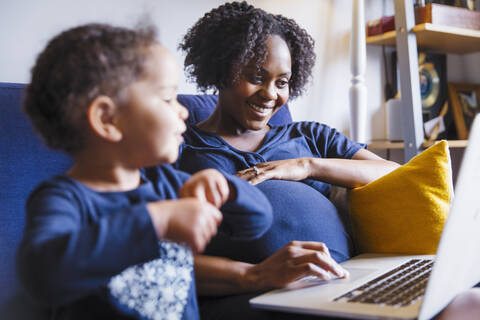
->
[175, 2, 480, 319]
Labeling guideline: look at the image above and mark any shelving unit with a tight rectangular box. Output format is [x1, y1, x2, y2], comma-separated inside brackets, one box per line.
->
[367, 23, 480, 54]
[367, 139, 468, 150]
[366, 0, 480, 161]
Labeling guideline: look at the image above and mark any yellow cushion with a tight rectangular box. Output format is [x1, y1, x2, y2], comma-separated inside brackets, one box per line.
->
[349, 140, 453, 254]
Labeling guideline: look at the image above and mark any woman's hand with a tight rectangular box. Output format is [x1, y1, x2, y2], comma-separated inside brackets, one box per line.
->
[179, 169, 231, 207]
[236, 158, 312, 185]
[244, 241, 349, 290]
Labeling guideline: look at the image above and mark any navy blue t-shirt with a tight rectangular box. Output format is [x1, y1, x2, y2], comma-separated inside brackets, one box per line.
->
[17, 164, 272, 320]
[177, 122, 365, 263]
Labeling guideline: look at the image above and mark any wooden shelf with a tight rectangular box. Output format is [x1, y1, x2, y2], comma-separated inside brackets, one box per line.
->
[367, 139, 468, 150]
[367, 23, 480, 54]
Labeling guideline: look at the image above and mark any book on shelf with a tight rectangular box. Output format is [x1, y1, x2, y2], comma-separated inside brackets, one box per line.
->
[366, 3, 480, 38]
[415, 3, 480, 30]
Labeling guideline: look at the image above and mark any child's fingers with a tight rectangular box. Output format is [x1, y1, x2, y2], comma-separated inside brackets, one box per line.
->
[216, 177, 230, 205]
[205, 205, 222, 235]
[189, 185, 207, 202]
[194, 206, 221, 253]
[205, 185, 222, 207]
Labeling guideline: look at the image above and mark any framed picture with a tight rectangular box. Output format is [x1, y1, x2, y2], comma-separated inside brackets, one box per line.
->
[447, 83, 480, 139]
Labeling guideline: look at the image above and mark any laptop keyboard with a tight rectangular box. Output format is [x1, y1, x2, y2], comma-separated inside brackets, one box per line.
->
[334, 259, 433, 307]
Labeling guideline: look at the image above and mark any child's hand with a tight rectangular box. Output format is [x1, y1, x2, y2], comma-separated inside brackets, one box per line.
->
[147, 199, 222, 253]
[179, 169, 232, 208]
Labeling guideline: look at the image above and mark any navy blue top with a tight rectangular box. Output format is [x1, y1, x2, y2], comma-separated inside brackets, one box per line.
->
[177, 122, 366, 263]
[17, 164, 272, 320]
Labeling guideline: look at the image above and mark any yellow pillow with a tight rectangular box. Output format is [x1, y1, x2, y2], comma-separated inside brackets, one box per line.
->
[349, 140, 453, 254]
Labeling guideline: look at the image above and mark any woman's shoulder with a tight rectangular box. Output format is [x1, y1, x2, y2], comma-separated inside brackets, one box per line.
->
[269, 121, 334, 138]
[273, 120, 331, 130]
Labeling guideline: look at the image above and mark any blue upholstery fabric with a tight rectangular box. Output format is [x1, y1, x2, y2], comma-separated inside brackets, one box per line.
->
[0, 82, 73, 318]
[0, 83, 293, 318]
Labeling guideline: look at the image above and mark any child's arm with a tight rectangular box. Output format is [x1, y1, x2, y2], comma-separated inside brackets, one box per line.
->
[178, 168, 273, 240]
[17, 182, 221, 306]
[17, 185, 157, 306]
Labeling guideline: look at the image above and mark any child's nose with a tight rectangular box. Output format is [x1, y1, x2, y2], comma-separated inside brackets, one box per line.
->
[175, 99, 189, 121]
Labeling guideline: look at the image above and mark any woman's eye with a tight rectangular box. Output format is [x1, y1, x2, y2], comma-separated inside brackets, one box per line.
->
[276, 79, 289, 88]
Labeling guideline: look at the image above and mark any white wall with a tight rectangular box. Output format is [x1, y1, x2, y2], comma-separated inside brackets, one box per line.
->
[1, 0, 479, 142]
[0, 0, 226, 94]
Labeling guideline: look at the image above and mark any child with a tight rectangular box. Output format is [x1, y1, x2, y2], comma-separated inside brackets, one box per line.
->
[17, 23, 272, 320]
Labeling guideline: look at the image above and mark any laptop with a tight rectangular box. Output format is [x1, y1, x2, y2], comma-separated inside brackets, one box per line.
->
[250, 114, 480, 320]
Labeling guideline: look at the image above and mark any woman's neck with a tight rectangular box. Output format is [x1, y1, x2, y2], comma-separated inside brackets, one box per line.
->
[198, 108, 270, 153]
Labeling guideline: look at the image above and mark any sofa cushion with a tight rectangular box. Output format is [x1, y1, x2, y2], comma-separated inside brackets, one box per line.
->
[0, 82, 73, 317]
[349, 141, 452, 254]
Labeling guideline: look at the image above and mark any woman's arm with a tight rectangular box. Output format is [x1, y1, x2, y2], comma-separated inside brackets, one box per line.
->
[237, 149, 400, 188]
[194, 255, 254, 295]
[195, 241, 348, 296]
[308, 148, 400, 188]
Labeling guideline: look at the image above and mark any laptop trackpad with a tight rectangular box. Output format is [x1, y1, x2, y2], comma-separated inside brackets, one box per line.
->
[285, 268, 376, 291]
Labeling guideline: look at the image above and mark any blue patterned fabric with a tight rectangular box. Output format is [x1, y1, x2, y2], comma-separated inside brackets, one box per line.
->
[109, 242, 193, 320]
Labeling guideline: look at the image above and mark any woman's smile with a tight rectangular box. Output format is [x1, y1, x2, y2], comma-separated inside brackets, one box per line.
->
[246, 100, 275, 118]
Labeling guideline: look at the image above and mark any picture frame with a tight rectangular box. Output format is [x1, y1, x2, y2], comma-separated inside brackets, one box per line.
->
[447, 82, 480, 139]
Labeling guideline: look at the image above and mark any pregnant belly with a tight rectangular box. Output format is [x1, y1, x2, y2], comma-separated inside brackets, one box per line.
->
[205, 180, 353, 264]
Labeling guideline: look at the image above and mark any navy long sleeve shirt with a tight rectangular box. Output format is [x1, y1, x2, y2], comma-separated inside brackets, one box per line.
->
[177, 122, 366, 264]
[17, 164, 272, 320]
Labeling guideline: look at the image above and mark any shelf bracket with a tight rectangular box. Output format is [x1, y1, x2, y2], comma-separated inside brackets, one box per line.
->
[394, 0, 425, 162]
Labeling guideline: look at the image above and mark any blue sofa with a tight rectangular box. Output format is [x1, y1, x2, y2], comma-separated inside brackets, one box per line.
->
[0, 82, 292, 319]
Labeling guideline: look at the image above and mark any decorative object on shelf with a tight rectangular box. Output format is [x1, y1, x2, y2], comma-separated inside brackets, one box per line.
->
[415, 3, 480, 30]
[451, 0, 476, 10]
[448, 82, 480, 139]
[423, 101, 448, 140]
[366, 15, 395, 37]
[418, 52, 458, 139]
[386, 96, 403, 141]
[389, 51, 456, 141]
[418, 53, 448, 121]
[418, 53, 440, 110]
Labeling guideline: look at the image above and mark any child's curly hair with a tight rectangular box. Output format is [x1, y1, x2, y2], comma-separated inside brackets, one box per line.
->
[24, 23, 157, 154]
[179, 1, 315, 99]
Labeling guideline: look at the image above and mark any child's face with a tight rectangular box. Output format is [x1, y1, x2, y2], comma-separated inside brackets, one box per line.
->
[116, 44, 188, 166]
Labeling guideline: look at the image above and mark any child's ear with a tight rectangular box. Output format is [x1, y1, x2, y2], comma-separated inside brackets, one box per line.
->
[87, 96, 123, 142]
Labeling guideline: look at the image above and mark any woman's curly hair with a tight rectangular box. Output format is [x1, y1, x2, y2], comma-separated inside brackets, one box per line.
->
[24, 23, 157, 154]
[179, 1, 315, 99]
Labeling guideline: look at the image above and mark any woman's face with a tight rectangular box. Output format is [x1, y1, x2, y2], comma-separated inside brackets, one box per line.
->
[218, 35, 292, 131]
